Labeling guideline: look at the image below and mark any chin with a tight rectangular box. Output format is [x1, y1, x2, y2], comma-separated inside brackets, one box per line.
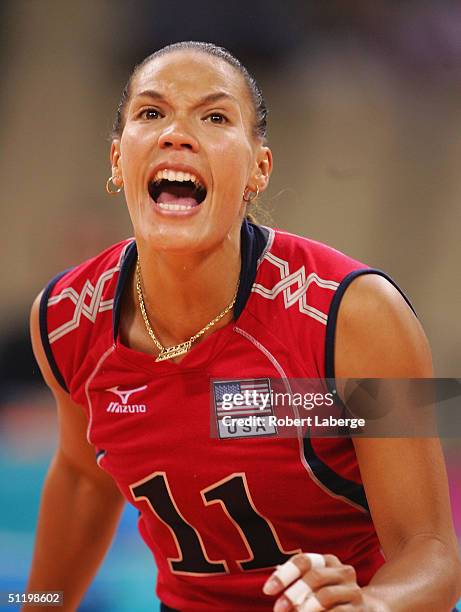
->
[139, 220, 237, 256]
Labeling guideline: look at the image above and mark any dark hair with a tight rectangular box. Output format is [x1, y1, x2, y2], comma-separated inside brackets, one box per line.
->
[111, 41, 268, 142]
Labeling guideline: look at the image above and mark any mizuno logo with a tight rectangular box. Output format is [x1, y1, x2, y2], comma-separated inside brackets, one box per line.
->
[105, 385, 148, 414]
[106, 385, 147, 404]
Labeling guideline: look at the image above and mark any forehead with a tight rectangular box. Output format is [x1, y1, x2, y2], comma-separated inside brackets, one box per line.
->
[131, 50, 251, 108]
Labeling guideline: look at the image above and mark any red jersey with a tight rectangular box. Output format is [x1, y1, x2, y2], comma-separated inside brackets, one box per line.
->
[39, 223, 411, 611]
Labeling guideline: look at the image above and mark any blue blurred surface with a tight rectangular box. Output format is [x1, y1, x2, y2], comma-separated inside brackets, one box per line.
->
[0, 430, 159, 612]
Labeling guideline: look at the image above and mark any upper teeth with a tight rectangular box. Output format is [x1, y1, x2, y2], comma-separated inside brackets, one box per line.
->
[153, 169, 203, 188]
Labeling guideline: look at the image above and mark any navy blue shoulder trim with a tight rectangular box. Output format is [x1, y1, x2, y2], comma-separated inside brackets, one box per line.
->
[303, 437, 369, 512]
[39, 268, 74, 392]
[234, 220, 269, 320]
[113, 240, 137, 342]
[305, 272, 417, 512]
[325, 269, 416, 380]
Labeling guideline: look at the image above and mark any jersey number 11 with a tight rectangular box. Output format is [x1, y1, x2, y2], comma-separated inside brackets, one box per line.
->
[130, 472, 298, 575]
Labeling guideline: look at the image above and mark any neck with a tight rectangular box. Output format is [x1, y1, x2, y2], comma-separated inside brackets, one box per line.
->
[134, 228, 241, 348]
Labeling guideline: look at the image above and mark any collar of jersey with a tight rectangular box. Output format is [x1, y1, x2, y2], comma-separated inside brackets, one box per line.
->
[111, 220, 270, 369]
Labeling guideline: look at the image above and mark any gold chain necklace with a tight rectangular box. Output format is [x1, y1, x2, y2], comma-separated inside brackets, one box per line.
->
[135, 256, 239, 362]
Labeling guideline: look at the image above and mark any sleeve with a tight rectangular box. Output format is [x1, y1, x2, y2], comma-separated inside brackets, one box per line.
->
[324, 268, 417, 380]
[39, 268, 75, 392]
[36, 239, 135, 398]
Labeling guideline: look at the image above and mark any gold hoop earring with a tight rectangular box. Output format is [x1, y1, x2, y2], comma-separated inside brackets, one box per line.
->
[243, 185, 259, 202]
[106, 176, 123, 195]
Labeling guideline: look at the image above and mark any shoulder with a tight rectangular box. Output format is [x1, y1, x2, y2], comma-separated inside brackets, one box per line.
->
[334, 273, 432, 380]
[46, 238, 134, 297]
[247, 228, 379, 376]
[32, 238, 134, 393]
[41, 237, 134, 348]
[269, 229, 366, 282]
[262, 230, 431, 380]
[41, 238, 134, 320]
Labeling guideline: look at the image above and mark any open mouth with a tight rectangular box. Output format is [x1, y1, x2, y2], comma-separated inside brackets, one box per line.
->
[148, 169, 207, 212]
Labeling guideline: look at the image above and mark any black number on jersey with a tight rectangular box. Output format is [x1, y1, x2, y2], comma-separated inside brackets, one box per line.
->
[130, 472, 297, 575]
[131, 472, 226, 574]
[202, 473, 295, 570]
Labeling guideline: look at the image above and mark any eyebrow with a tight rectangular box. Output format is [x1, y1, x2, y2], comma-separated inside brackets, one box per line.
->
[134, 90, 239, 108]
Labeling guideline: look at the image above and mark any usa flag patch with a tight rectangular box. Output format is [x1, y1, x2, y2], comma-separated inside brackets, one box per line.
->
[212, 378, 277, 439]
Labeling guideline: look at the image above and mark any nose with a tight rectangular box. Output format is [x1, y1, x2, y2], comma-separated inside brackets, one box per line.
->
[158, 124, 199, 152]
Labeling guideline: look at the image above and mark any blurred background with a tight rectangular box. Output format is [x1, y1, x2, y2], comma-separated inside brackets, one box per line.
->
[1, 1, 460, 610]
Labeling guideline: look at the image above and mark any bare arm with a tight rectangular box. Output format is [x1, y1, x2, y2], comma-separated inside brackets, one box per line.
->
[336, 274, 461, 611]
[24, 293, 125, 611]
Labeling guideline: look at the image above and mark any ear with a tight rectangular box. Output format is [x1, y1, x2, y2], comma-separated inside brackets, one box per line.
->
[252, 145, 273, 193]
[110, 140, 123, 186]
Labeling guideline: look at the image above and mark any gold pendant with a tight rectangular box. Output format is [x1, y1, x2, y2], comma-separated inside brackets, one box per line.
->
[155, 340, 192, 362]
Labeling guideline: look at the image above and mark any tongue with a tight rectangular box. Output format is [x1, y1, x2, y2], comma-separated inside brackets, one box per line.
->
[156, 184, 198, 207]
[157, 191, 198, 206]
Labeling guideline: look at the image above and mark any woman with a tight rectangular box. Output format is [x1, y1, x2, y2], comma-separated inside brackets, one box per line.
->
[27, 42, 460, 611]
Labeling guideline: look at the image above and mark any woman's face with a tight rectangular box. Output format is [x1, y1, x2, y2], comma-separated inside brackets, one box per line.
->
[111, 50, 272, 254]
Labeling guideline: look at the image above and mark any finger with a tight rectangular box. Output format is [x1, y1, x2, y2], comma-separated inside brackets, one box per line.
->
[282, 579, 313, 610]
[273, 564, 359, 612]
[263, 553, 326, 595]
[298, 595, 325, 612]
[322, 554, 343, 568]
[302, 566, 355, 592]
[315, 583, 362, 610]
[273, 592, 325, 612]
[272, 568, 344, 612]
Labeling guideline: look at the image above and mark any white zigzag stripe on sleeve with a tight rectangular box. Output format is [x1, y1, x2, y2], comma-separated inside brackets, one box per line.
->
[47, 242, 131, 344]
[252, 251, 339, 325]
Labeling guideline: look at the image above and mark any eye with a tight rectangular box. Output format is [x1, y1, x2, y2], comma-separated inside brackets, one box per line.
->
[139, 108, 162, 120]
[204, 112, 228, 125]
